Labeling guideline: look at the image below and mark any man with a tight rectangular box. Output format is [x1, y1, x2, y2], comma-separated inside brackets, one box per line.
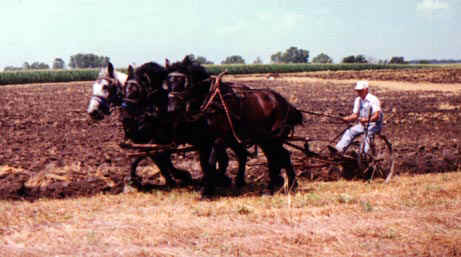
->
[333, 80, 383, 154]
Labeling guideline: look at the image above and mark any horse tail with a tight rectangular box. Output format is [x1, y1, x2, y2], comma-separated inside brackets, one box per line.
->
[287, 104, 303, 127]
[267, 90, 303, 139]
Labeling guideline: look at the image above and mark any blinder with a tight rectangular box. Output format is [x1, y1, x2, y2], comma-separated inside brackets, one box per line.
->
[91, 76, 123, 115]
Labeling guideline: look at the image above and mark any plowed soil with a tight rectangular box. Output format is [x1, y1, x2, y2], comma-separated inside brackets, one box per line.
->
[1, 69, 460, 200]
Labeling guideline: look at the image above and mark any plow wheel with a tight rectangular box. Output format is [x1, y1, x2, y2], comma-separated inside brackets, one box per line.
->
[343, 133, 395, 182]
[368, 134, 395, 183]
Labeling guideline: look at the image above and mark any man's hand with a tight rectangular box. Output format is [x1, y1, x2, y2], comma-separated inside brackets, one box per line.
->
[359, 117, 369, 124]
[343, 113, 359, 123]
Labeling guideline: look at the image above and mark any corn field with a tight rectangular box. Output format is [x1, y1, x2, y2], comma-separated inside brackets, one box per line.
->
[0, 69, 99, 85]
[0, 64, 431, 85]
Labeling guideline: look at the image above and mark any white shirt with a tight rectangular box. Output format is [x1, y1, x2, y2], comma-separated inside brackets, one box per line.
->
[352, 93, 382, 121]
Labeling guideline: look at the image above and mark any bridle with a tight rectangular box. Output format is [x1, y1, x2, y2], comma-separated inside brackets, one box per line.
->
[90, 76, 123, 114]
[122, 75, 165, 116]
[168, 72, 190, 90]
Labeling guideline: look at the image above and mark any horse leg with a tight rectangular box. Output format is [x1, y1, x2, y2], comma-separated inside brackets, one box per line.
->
[148, 152, 176, 187]
[129, 156, 145, 189]
[152, 150, 193, 185]
[214, 140, 232, 187]
[231, 143, 248, 188]
[259, 143, 285, 194]
[199, 143, 218, 198]
[278, 145, 298, 192]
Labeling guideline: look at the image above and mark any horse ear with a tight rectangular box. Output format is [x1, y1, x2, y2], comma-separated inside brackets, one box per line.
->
[127, 65, 135, 79]
[165, 58, 170, 69]
[107, 62, 114, 78]
[183, 55, 192, 65]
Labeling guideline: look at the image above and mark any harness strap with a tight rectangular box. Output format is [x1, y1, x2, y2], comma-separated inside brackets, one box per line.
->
[200, 71, 242, 144]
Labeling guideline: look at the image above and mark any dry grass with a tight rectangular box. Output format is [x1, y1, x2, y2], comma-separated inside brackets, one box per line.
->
[1, 171, 461, 257]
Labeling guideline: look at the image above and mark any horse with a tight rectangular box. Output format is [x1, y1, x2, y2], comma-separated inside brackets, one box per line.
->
[166, 56, 303, 196]
[87, 62, 126, 120]
[165, 59, 251, 189]
[121, 62, 236, 191]
[86, 62, 194, 187]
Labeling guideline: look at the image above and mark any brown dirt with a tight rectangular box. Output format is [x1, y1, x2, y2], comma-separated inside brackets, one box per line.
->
[1, 69, 460, 200]
[287, 67, 461, 84]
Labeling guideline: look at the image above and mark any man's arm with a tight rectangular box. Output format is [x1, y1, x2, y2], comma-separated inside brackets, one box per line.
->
[358, 110, 381, 123]
[343, 113, 358, 122]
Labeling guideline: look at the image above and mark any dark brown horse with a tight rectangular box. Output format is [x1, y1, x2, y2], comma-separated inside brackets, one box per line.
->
[166, 56, 303, 196]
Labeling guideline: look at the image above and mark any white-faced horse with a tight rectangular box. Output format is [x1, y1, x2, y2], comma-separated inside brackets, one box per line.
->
[87, 62, 127, 120]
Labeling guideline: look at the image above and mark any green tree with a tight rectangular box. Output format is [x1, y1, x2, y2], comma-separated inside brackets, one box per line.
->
[3, 66, 22, 71]
[52, 58, 65, 69]
[342, 55, 367, 63]
[271, 46, 309, 63]
[389, 56, 406, 64]
[253, 57, 263, 64]
[69, 53, 110, 69]
[270, 52, 282, 63]
[312, 53, 333, 64]
[29, 62, 50, 69]
[184, 54, 214, 65]
[355, 55, 367, 63]
[23, 62, 30, 70]
[221, 55, 246, 64]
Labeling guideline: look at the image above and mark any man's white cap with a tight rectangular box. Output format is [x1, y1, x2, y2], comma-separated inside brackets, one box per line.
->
[354, 80, 369, 90]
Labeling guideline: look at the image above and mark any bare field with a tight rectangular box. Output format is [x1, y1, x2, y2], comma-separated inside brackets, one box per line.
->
[1, 69, 461, 256]
[0, 68, 460, 199]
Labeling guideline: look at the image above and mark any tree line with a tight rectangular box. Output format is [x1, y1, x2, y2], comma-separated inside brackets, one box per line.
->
[4, 49, 458, 72]
[3, 54, 110, 71]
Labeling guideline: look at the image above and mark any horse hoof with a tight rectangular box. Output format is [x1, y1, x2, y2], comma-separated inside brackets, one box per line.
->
[200, 186, 217, 200]
[215, 174, 232, 188]
[236, 179, 246, 188]
[289, 180, 298, 193]
[200, 191, 217, 200]
[262, 188, 274, 196]
[165, 180, 177, 188]
[172, 170, 193, 185]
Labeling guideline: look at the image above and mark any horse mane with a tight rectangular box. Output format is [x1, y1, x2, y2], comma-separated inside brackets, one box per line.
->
[167, 57, 210, 85]
[97, 65, 128, 85]
[134, 62, 167, 90]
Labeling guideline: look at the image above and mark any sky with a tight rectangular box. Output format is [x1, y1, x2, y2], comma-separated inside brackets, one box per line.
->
[1, 0, 460, 70]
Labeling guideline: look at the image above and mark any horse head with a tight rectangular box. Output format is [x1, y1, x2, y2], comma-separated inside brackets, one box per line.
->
[87, 62, 127, 120]
[120, 62, 169, 143]
[165, 56, 211, 113]
[121, 62, 168, 116]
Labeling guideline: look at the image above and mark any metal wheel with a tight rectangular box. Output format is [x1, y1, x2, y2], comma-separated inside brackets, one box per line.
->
[343, 134, 395, 182]
[368, 134, 395, 182]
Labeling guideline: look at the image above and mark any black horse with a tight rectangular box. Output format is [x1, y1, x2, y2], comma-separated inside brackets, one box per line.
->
[166, 56, 303, 196]
[121, 62, 236, 191]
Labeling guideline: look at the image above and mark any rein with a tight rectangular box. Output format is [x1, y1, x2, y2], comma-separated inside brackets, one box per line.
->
[200, 71, 243, 144]
[299, 109, 346, 123]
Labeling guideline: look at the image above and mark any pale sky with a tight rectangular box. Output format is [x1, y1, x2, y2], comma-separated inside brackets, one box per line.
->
[1, 0, 460, 69]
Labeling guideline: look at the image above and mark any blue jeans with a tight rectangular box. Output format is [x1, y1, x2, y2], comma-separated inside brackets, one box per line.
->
[336, 122, 382, 153]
